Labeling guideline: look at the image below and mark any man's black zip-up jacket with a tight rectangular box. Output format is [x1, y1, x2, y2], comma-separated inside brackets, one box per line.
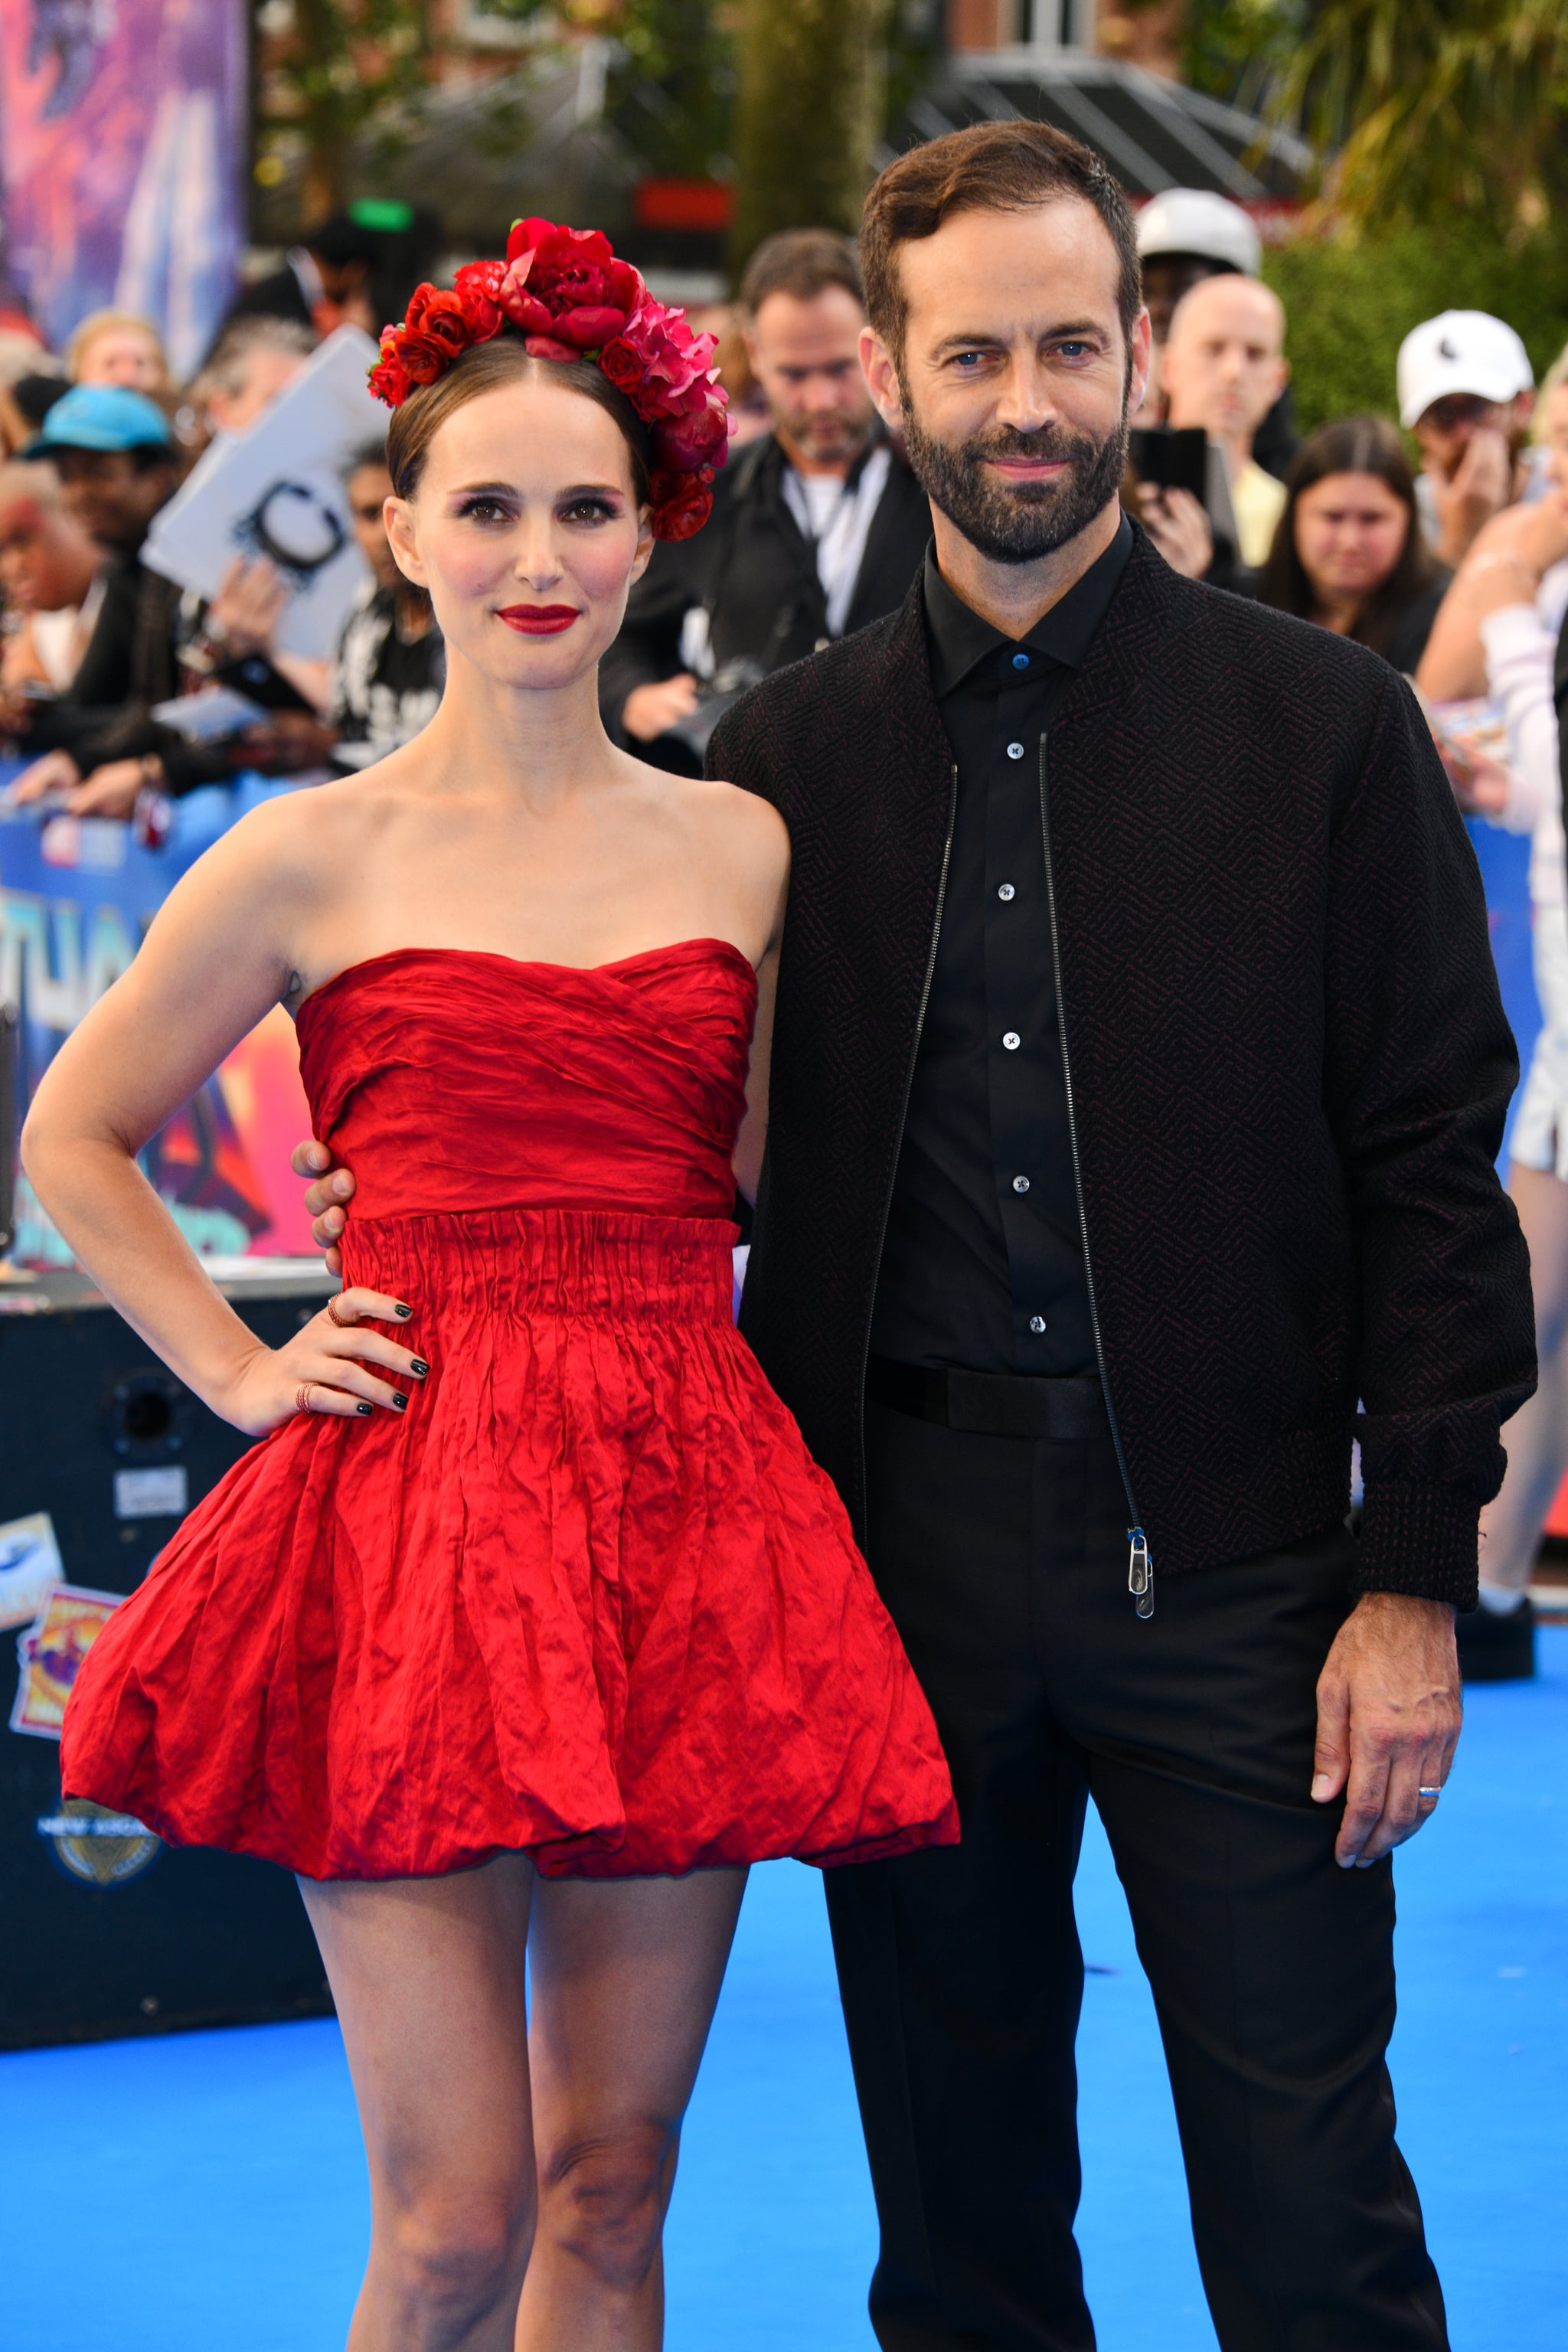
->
[709, 528, 1536, 1608]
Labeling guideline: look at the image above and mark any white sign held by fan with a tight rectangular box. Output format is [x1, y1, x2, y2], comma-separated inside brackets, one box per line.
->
[142, 325, 386, 660]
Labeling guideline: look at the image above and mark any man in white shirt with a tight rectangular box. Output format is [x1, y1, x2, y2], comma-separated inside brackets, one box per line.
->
[600, 228, 930, 763]
[1161, 273, 1290, 569]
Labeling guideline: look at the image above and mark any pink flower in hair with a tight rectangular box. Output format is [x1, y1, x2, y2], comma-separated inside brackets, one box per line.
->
[652, 389, 730, 473]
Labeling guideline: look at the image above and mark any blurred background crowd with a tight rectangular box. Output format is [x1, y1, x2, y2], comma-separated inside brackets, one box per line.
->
[4, 0, 1568, 1672]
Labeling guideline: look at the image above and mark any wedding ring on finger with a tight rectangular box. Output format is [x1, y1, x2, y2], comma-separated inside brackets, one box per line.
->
[325, 1295, 354, 1328]
[296, 1381, 317, 1415]
[1417, 1785, 1442, 1801]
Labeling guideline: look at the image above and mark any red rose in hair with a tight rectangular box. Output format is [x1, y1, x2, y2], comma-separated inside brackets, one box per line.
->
[452, 260, 505, 340]
[522, 333, 583, 363]
[648, 468, 714, 542]
[395, 330, 448, 388]
[405, 284, 476, 358]
[597, 335, 644, 396]
[368, 341, 413, 405]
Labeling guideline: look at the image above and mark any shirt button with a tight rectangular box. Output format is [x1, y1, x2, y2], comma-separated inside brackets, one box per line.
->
[1012, 652, 1030, 670]
[998, 882, 1016, 901]
[1029, 1315, 1047, 1334]
[1002, 1031, 1021, 1050]
[1013, 1174, 1030, 1193]
[1006, 741, 1026, 760]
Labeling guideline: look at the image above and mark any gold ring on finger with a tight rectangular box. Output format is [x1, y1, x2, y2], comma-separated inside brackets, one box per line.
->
[296, 1381, 317, 1415]
[325, 1295, 353, 1328]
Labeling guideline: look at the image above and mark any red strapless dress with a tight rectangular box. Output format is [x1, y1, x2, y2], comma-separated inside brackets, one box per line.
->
[61, 941, 958, 1880]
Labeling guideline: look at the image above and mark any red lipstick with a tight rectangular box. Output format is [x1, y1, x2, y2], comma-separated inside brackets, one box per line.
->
[498, 604, 580, 635]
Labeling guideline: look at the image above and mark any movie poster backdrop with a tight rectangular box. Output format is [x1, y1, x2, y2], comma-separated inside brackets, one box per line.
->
[1, 779, 315, 1266]
[0, 0, 246, 374]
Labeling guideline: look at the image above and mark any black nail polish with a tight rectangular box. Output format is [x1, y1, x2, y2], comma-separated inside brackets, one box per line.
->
[394, 1303, 413, 1319]
[410, 1359, 429, 1377]
[393, 1391, 407, 1410]
[357, 1402, 372, 1415]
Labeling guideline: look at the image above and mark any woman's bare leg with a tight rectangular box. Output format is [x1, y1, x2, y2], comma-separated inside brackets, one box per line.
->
[517, 1866, 748, 2351]
[299, 1855, 536, 2352]
[1480, 1160, 1568, 1588]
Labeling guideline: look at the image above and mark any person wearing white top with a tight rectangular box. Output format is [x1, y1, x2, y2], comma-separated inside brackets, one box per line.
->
[1417, 351, 1568, 1634]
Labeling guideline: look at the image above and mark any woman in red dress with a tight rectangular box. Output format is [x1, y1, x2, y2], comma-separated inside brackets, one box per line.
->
[22, 224, 956, 2352]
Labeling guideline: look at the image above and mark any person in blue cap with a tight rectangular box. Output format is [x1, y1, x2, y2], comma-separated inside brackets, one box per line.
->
[10, 381, 329, 813]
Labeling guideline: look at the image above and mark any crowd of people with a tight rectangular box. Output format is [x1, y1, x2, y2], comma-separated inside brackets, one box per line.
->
[2, 180, 1566, 1674]
[0, 206, 444, 825]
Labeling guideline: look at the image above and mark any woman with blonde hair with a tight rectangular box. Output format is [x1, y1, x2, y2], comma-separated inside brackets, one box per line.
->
[65, 307, 169, 394]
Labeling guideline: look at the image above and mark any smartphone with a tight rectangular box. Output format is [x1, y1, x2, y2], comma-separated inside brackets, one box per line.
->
[1128, 426, 1210, 501]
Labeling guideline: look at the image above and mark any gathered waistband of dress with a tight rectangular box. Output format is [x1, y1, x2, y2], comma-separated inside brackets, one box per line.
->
[338, 1206, 740, 1324]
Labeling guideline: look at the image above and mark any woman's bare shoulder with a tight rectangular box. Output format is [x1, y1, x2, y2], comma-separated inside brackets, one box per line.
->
[198, 769, 392, 895]
[672, 771, 790, 873]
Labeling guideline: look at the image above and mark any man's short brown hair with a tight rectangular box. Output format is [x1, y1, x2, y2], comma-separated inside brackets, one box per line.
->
[739, 227, 864, 318]
[860, 120, 1142, 364]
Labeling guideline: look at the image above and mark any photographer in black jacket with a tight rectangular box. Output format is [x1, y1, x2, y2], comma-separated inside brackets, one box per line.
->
[599, 228, 929, 765]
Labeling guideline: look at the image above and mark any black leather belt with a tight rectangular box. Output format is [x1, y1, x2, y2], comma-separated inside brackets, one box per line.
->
[866, 1357, 1107, 1441]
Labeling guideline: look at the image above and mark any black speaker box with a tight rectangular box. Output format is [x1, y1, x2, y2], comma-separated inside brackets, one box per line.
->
[0, 1263, 338, 2049]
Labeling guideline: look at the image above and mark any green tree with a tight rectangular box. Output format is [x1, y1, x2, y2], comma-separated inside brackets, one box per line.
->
[255, 0, 438, 224]
[1276, 0, 1568, 231]
[606, 0, 736, 181]
[1180, 0, 1568, 234]
[729, 0, 897, 271]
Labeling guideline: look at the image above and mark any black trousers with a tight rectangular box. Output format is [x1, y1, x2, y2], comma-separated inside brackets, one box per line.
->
[825, 1397, 1449, 2352]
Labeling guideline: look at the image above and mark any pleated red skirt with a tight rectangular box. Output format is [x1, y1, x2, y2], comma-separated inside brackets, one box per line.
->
[62, 1207, 960, 1880]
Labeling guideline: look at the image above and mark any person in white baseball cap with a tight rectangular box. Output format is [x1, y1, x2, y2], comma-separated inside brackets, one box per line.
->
[1132, 185, 1297, 493]
[1397, 310, 1535, 567]
[1135, 188, 1263, 337]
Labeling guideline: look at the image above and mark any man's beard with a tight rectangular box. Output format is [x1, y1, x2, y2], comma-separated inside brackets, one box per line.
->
[900, 387, 1130, 565]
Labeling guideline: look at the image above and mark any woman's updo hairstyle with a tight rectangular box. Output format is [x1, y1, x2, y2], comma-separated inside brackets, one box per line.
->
[385, 338, 652, 508]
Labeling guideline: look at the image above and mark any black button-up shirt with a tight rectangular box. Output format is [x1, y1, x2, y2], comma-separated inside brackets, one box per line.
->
[870, 514, 1134, 1374]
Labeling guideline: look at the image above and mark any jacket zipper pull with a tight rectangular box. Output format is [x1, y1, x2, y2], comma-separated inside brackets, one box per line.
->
[1128, 1527, 1154, 1619]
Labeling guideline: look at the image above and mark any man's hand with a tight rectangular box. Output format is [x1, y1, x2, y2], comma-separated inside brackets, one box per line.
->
[8, 747, 81, 805]
[1433, 428, 1514, 567]
[291, 1138, 355, 1277]
[1312, 1592, 1461, 1868]
[67, 758, 152, 819]
[1439, 740, 1511, 817]
[1137, 485, 1214, 582]
[207, 557, 288, 660]
[622, 674, 701, 743]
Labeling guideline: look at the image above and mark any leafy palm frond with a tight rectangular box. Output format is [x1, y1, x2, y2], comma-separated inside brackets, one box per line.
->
[1276, 0, 1568, 228]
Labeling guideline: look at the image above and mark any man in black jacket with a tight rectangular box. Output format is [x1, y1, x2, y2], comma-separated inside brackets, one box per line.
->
[294, 128, 1532, 2350]
[706, 125, 1533, 2351]
[598, 227, 929, 759]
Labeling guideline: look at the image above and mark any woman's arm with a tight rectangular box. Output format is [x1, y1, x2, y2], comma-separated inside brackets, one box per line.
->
[734, 938, 779, 1208]
[1480, 599, 1560, 835]
[730, 801, 790, 1209]
[21, 800, 422, 1433]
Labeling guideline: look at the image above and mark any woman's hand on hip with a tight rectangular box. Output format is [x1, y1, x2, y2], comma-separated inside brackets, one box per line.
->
[220, 1288, 427, 1436]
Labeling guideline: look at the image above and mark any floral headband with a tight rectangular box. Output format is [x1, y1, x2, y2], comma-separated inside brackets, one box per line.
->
[368, 217, 730, 542]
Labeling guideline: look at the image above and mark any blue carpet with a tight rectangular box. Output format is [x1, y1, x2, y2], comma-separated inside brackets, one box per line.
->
[2, 1628, 1563, 2350]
